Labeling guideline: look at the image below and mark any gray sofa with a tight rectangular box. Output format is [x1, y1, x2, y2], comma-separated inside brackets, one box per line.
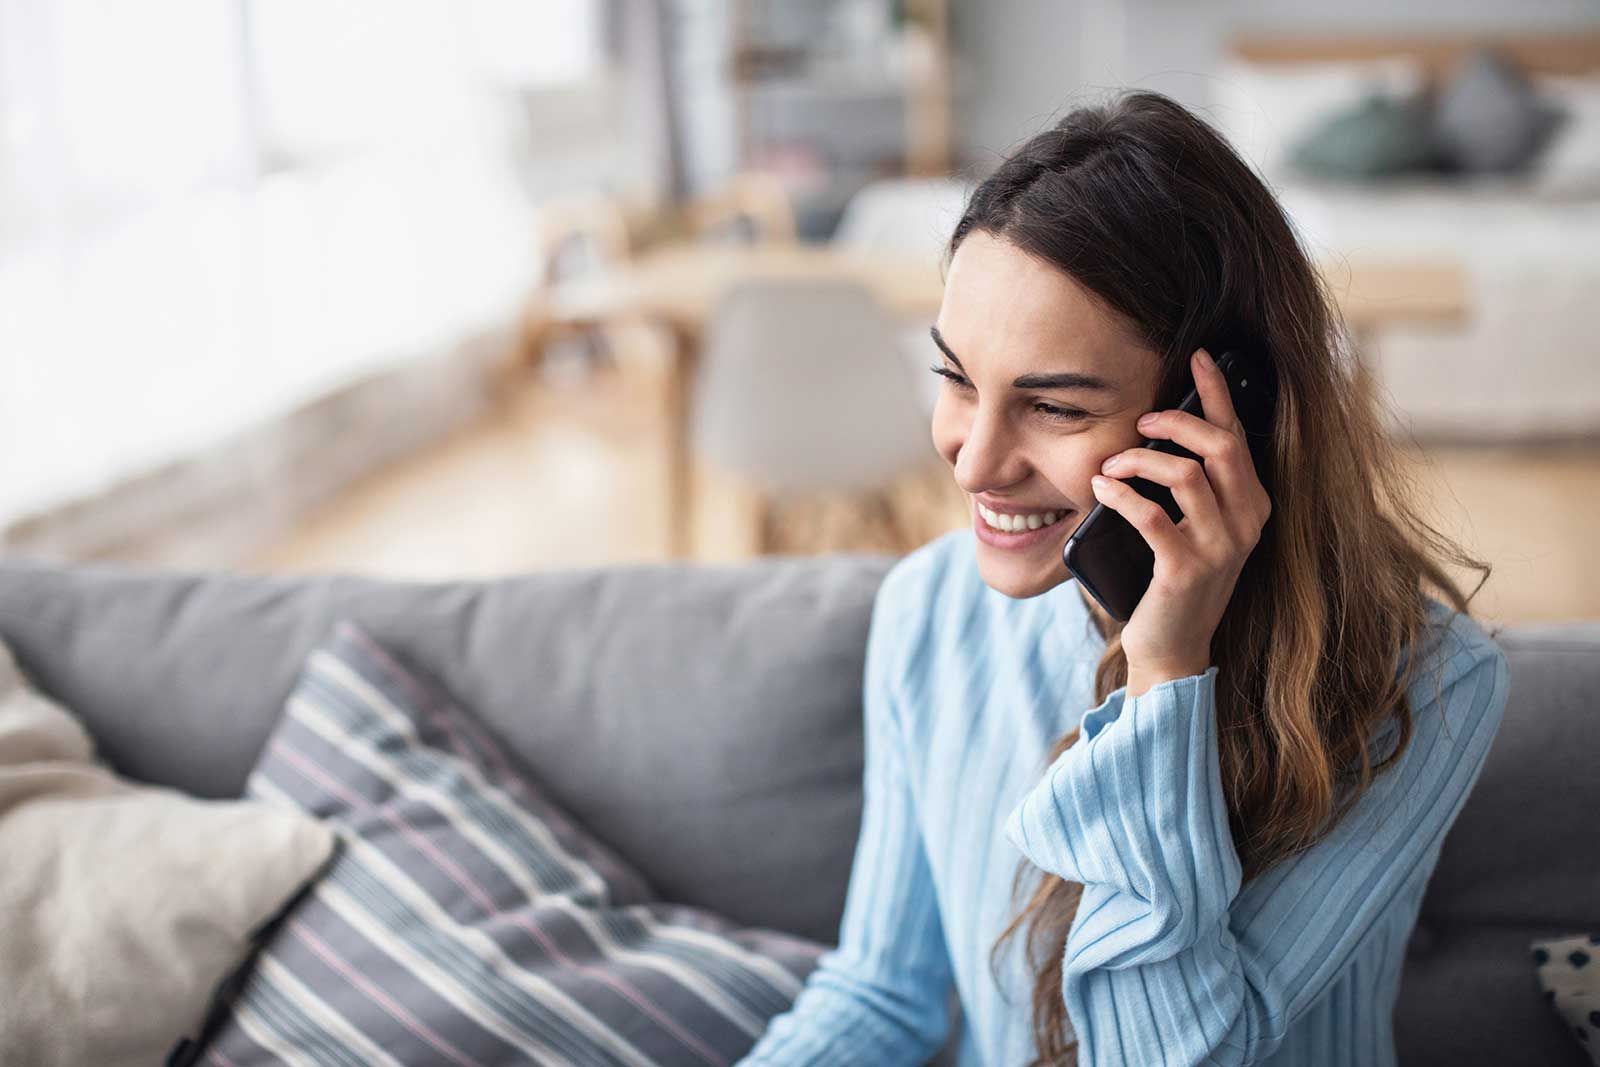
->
[0, 552, 1593, 1066]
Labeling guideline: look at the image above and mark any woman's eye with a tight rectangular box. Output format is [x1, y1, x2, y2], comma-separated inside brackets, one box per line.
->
[929, 366, 1088, 423]
[1032, 402, 1088, 422]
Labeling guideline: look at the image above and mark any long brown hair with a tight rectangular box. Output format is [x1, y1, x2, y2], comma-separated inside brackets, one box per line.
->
[948, 90, 1491, 1067]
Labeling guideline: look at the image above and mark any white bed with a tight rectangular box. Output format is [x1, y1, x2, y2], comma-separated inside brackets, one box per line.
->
[1277, 178, 1600, 441]
[1211, 34, 1600, 442]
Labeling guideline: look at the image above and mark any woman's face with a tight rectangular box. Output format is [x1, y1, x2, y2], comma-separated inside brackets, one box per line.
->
[931, 230, 1163, 599]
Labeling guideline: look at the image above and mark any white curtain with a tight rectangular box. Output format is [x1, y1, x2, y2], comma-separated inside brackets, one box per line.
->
[0, 0, 602, 526]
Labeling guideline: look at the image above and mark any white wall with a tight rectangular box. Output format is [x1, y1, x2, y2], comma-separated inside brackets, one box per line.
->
[949, 1, 1088, 166]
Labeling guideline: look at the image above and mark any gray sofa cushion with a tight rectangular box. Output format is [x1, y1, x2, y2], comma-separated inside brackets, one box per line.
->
[1393, 621, 1600, 1065]
[0, 553, 893, 947]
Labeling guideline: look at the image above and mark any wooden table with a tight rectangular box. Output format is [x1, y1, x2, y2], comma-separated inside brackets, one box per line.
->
[533, 243, 946, 336]
[529, 243, 1468, 557]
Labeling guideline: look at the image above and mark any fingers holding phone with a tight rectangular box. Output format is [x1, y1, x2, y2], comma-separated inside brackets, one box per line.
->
[1119, 350, 1273, 555]
[1086, 348, 1273, 689]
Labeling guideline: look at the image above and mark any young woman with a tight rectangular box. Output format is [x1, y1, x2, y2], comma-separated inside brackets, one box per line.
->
[738, 90, 1510, 1067]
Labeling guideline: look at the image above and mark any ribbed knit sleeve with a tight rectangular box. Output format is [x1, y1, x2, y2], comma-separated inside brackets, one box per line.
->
[736, 572, 955, 1066]
[1003, 631, 1510, 1067]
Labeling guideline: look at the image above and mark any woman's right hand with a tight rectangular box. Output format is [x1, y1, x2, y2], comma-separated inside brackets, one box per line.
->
[1087, 348, 1271, 696]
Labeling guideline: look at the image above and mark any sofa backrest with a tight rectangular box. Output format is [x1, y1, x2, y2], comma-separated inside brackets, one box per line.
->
[1396, 620, 1598, 1065]
[1, 555, 1594, 1064]
[0, 553, 894, 946]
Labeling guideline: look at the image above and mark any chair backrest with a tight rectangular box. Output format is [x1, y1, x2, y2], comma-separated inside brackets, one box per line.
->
[690, 277, 935, 494]
[832, 176, 972, 256]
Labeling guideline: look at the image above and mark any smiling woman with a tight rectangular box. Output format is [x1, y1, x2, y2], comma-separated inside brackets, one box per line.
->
[736, 89, 1508, 1067]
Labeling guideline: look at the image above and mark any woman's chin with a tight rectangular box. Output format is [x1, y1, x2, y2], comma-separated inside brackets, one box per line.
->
[974, 543, 1073, 600]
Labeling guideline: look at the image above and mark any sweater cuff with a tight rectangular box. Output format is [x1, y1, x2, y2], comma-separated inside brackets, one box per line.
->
[1003, 665, 1241, 911]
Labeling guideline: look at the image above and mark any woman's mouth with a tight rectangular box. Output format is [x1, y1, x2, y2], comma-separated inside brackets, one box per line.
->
[973, 500, 1074, 549]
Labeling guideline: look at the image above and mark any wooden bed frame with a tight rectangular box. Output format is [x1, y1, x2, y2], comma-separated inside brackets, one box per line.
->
[1227, 29, 1600, 80]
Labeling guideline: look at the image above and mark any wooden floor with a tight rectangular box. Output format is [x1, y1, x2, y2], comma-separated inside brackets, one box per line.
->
[248, 355, 1600, 627]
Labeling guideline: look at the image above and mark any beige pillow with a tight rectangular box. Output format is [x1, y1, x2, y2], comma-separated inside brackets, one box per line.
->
[0, 638, 336, 1067]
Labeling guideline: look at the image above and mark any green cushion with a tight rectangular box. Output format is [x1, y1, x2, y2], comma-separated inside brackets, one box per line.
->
[1287, 90, 1440, 179]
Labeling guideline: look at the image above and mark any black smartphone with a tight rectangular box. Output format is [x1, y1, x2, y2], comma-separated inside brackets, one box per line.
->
[1062, 348, 1276, 622]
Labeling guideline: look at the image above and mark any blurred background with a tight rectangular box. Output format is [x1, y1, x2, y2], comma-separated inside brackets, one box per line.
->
[3, 0, 1597, 627]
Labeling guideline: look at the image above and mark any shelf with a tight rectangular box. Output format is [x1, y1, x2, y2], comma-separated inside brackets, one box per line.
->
[738, 73, 916, 100]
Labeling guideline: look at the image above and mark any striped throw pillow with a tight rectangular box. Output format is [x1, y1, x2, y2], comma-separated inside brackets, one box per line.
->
[187, 619, 826, 1067]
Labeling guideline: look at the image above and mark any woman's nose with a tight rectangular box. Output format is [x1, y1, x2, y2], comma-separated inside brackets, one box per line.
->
[953, 408, 1026, 491]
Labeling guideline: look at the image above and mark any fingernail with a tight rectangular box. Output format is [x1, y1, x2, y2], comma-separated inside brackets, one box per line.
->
[1101, 455, 1121, 473]
[1137, 413, 1157, 428]
[1194, 348, 1213, 368]
[1092, 475, 1111, 491]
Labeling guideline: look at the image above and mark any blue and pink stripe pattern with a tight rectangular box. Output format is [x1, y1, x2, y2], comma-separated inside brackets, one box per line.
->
[199, 619, 824, 1067]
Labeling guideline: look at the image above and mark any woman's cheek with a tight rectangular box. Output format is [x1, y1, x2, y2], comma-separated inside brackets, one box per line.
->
[1057, 454, 1107, 505]
[1093, 420, 1146, 460]
[1068, 426, 1140, 493]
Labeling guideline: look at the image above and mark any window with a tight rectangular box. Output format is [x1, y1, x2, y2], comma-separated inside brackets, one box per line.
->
[0, 0, 603, 526]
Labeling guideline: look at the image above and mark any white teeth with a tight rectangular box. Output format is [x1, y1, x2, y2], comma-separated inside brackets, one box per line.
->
[978, 503, 1067, 534]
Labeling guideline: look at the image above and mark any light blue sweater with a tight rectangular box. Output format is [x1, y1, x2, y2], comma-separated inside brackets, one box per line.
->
[738, 529, 1509, 1067]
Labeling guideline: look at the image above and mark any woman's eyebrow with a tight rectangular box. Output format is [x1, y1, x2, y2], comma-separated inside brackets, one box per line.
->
[929, 326, 1115, 392]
